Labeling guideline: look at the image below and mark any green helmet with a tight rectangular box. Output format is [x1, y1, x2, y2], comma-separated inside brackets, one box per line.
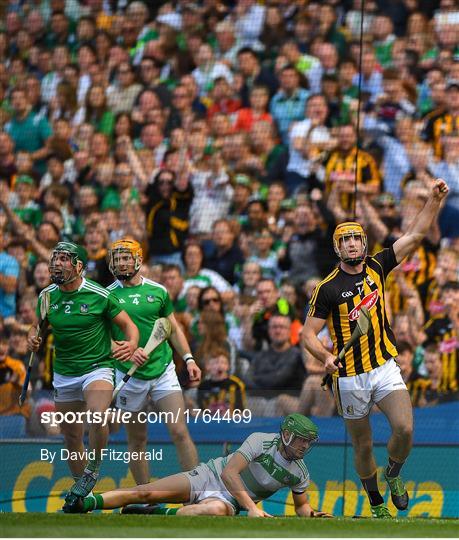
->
[49, 242, 88, 284]
[52, 242, 88, 266]
[281, 414, 319, 441]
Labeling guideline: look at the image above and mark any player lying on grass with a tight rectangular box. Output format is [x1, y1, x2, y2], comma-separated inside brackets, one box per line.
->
[63, 414, 332, 518]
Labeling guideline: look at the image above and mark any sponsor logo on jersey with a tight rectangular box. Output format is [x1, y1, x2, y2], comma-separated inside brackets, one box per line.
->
[62, 301, 74, 305]
[146, 295, 155, 303]
[428, 300, 444, 315]
[128, 294, 141, 298]
[348, 290, 379, 321]
[80, 304, 89, 313]
[439, 337, 458, 354]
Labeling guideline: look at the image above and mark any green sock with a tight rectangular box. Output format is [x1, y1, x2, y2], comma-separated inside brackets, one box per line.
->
[151, 507, 179, 515]
[82, 494, 104, 512]
[95, 494, 104, 509]
[83, 496, 96, 512]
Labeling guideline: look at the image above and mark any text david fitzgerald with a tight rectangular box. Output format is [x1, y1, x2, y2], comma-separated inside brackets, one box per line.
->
[40, 448, 163, 464]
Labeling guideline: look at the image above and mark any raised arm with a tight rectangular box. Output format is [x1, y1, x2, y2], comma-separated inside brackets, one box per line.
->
[393, 179, 449, 264]
[0, 199, 51, 261]
[121, 136, 149, 188]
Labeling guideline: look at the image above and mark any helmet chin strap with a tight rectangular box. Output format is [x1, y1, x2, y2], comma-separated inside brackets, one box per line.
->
[281, 431, 298, 461]
[116, 267, 140, 281]
[343, 256, 364, 266]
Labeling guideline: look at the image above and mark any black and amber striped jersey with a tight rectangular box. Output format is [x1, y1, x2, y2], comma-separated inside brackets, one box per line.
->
[406, 374, 430, 407]
[408, 376, 457, 406]
[399, 239, 438, 307]
[422, 108, 459, 158]
[424, 315, 458, 392]
[386, 274, 407, 318]
[324, 147, 381, 212]
[308, 246, 399, 376]
[197, 375, 246, 413]
[425, 279, 445, 319]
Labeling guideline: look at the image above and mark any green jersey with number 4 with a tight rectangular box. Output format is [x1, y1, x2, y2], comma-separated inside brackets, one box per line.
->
[38, 279, 122, 377]
[107, 277, 174, 380]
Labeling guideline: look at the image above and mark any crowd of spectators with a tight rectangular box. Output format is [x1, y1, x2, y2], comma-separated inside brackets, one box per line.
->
[0, 0, 458, 434]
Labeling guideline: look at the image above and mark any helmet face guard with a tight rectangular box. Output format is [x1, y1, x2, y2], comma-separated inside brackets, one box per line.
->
[280, 414, 319, 460]
[108, 239, 143, 281]
[280, 431, 319, 459]
[333, 222, 367, 266]
[49, 242, 87, 285]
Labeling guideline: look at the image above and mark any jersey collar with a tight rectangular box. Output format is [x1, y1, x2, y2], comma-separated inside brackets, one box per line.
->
[77, 278, 86, 291]
[115, 276, 145, 288]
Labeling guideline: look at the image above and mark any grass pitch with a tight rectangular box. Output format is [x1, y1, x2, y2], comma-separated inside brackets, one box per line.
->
[0, 513, 458, 537]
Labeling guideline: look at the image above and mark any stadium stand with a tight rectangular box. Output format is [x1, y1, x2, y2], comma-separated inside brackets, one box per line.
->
[0, 0, 458, 517]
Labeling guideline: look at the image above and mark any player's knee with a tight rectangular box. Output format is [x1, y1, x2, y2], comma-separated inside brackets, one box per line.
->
[61, 426, 82, 447]
[393, 423, 413, 442]
[207, 501, 231, 516]
[135, 490, 156, 504]
[198, 501, 230, 516]
[127, 433, 147, 452]
[353, 436, 373, 457]
[168, 425, 190, 445]
[86, 404, 108, 415]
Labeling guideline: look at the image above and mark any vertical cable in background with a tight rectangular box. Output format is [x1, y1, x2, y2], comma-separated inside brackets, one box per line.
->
[353, 0, 366, 222]
[343, 0, 367, 517]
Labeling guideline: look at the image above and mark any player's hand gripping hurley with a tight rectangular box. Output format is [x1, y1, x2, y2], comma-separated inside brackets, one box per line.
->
[112, 317, 172, 400]
[20, 291, 50, 406]
[321, 306, 372, 389]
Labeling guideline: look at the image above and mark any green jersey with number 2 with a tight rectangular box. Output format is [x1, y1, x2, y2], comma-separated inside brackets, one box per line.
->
[38, 278, 122, 377]
[107, 277, 174, 380]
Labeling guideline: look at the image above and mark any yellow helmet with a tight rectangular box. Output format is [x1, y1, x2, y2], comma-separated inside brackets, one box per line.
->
[333, 222, 367, 266]
[108, 238, 143, 280]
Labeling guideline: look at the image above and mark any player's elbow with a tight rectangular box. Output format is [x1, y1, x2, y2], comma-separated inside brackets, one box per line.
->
[221, 467, 236, 488]
[220, 468, 231, 484]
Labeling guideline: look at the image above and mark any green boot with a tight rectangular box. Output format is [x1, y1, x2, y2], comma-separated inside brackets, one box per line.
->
[384, 473, 409, 510]
[370, 503, 392, 518]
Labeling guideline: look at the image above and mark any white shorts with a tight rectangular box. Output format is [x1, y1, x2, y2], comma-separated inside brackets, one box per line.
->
[115, 361, 181, 412]
[184, 463, 238, 515]
[53, 368, 114, 403]
[332, 358, 407, 419]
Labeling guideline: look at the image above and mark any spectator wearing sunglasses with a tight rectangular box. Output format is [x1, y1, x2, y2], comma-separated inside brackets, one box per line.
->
[193, 286, 242, 353]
